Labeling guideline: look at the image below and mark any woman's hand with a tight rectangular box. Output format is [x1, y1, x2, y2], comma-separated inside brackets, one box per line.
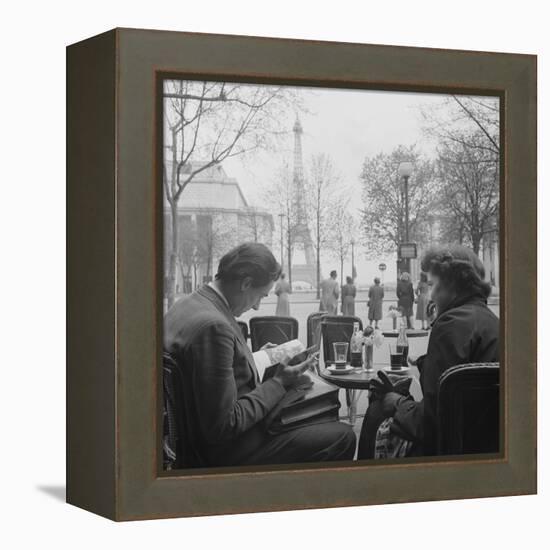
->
[368, 370, 396, 399]
[408, 355, 418, 367]
[381, 392, 403, 417]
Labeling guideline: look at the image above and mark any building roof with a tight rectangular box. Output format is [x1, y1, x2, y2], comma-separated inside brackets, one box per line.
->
[164, 160, 249, 210]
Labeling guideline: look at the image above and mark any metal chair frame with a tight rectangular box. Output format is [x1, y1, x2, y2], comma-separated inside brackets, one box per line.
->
[249, 315, 299, 352]
[437, 362, 500, 455]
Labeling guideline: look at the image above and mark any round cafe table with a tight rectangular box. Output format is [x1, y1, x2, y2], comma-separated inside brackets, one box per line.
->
[319, 362, 423, 426]
[319, 363, 385, 426]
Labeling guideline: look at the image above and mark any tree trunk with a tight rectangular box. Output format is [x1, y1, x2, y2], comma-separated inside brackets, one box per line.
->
[316, 208, 321, 299]
[472, 234, 481, 256]
[206, 243, 212, 281]
[340, 255, 344, 313]
[166, 199, 179, 309]
[287, 229, 292, 288]
[316, 244, 321, 300]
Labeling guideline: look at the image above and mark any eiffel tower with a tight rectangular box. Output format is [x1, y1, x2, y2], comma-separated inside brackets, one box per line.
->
[290, 117, 316, 287]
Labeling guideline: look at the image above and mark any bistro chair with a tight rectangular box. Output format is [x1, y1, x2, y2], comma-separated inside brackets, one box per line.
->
[162, 352, 206, 469]
[320, 315, 363, 364]
[249, 316, 299, 352]
[306, 311, 327, 349]
[437, 362, 500, 455]
[305, 312, 327, 375]
[237, 320, 249, 342]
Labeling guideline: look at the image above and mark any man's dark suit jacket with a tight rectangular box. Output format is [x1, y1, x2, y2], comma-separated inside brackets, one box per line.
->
[393, 293, 499, 456]
[164, 285, 287, 466]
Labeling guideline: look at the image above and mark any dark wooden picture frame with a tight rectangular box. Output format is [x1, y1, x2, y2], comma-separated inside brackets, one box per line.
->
[67, 28, 536, 521]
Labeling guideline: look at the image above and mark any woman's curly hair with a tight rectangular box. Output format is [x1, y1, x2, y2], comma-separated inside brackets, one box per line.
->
[420, 244, 492, 299]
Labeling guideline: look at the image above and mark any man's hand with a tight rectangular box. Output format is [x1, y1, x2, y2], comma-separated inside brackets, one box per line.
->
[260, 342, 277, 351]
[408, 355, 418, 367]
[273, 352, 319, 390]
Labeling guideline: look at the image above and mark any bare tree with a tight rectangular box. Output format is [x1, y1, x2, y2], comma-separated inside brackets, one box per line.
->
[239, 206, 272, 245]
[326, 196, 357, 292]
[174, 211, 233, 291]
[195, 210, 237, 283]
[436, 131, 499, 254]
[163, 79, 301, 307]
[359, 145, 439, 257]
[264, 160, 299, 284]
[305, 153, 342, 298]
[177, 228, 201, 293]
[421, 95, 500, 255]
[421, 95, 499, 159]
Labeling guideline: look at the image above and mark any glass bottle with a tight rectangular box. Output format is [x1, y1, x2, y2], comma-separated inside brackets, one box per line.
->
[363, 337, 373, 372]
[396, 319, 409, 367]
[362, 326, 375, 372]
[350, 322, 363, 368]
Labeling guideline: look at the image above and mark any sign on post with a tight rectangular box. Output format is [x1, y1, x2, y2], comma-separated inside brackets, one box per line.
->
[378, 263, 387, 271]
[398, 243, 417, 259]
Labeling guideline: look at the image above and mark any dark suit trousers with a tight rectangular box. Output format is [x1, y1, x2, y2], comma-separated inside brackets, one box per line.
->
[240, 421, 356, 466]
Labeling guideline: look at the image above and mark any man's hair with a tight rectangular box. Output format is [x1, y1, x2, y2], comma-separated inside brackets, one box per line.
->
[346, 276, 353, 284]
[374, 277, 380, 284]
[215, 243, 281, 287]
[330, 270, 337, 278]
[420, 244, 491, 299]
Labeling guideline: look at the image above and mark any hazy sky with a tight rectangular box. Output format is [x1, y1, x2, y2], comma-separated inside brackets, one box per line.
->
[223, 86, 452, 284]
[225, 87, 445, 208]
[169, 83, 498, 285]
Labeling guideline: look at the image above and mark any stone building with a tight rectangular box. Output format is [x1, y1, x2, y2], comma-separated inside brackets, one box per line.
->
[164, 161, 274, 295]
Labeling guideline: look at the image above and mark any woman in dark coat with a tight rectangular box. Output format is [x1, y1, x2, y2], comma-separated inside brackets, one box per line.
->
[367, 277, 384, 328]
[360, 245, 499, 458]
[341, 276, 357, 316]
[396, 272, 415, 329]
[415, 272, 430, 330]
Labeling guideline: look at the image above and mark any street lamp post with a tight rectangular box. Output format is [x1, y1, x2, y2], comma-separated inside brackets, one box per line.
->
[286, 214, 292, 286]
[347, 238, 356, 313]
[398, 161, 414, 275]
[278, 213, 284, 271]
[351, 238, 355, 281]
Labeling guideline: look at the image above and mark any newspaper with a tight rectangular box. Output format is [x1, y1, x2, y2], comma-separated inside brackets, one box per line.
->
[252, 339, 306, 381]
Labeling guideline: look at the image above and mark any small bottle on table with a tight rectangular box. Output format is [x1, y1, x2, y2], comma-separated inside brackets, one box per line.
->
[362, 326, 374, 372]
[350, 322, 364, 368]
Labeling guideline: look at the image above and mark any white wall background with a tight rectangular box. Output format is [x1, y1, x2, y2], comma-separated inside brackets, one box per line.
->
[0, 1, 546, 547]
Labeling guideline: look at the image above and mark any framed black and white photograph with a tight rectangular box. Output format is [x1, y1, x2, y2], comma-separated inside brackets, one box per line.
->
[66, 28, 536, 520]
[160, 78, 502, 470]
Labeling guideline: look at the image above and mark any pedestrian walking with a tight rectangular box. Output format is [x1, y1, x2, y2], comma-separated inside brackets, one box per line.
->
[396, 272, 415, 329]
[367, 277, 384, 329]
[416, 272, 430, 330]
[320, 270, 339, 315]
[274, 273, 291, 316]
[341, 276, 357, 316]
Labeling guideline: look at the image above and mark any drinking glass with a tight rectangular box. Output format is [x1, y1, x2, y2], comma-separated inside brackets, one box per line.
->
[332, 342, 349, 367]
[389, 344, 403, 370]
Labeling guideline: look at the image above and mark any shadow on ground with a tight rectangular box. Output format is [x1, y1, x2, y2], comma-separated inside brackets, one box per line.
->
[36, 485, 66, 502]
